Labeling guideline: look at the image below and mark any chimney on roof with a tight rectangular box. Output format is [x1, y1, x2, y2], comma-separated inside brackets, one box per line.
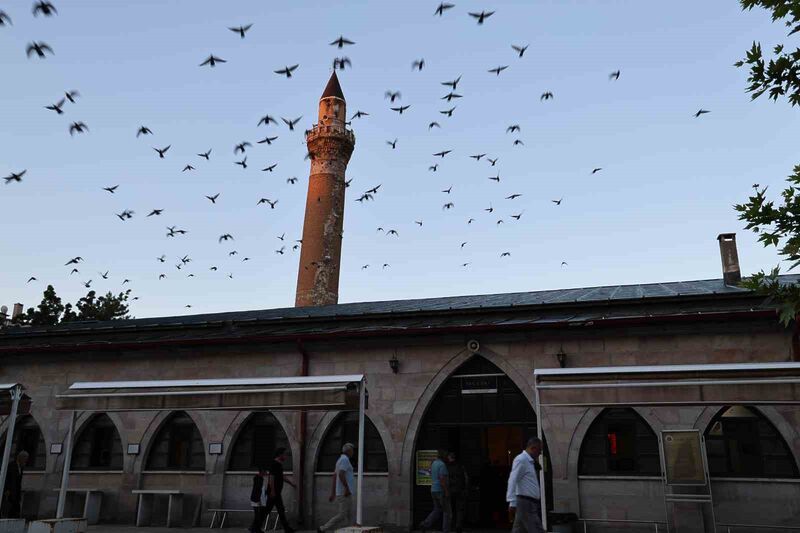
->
[12, 303, 23, 320]
[717, 233, 741, 286]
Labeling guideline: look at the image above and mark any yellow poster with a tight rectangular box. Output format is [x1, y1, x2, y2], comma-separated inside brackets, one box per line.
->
[416, 450, 438, 486]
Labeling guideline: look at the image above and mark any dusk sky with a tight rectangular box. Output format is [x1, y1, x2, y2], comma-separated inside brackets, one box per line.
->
[2, 0, 798, 318]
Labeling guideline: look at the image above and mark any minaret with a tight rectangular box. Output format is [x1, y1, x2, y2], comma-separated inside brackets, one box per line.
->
[295, 71, 356, 307]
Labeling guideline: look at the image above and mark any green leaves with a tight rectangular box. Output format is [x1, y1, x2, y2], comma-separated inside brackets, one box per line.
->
[14, 286, 132, 325]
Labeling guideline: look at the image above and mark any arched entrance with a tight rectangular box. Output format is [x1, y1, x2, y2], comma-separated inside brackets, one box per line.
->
[412, 355, 543, 529]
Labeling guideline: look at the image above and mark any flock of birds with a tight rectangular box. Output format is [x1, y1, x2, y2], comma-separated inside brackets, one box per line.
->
[3, 2, 715, 312]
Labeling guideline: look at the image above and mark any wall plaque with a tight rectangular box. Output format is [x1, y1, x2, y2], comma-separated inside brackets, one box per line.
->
[662, 430, 706, 486]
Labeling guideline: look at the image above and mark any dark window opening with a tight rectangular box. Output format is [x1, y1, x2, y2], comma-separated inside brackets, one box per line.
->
[579, 408, 660, 476]
[72, 414, 123, 470]
[316, 413, 387, 473]
[0, 415, 46, 471]
[229, 412, 293, 471]
[145, 412, 205, 471]
[705, 406, 798, 479]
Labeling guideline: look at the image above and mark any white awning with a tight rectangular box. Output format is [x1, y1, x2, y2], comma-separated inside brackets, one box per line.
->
[55, 374, 365, 412]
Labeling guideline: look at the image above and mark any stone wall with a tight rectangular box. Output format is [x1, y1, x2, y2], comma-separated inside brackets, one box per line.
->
[2, 323, 799, 528]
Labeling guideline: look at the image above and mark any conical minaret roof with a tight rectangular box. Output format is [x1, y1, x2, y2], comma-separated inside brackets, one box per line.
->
[321, 71, 345, 100]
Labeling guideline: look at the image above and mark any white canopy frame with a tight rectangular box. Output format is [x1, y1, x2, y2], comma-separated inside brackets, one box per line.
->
[54, 374, 368, 524]
[533, 362, 800, 531]
[0, 383, 32, 517]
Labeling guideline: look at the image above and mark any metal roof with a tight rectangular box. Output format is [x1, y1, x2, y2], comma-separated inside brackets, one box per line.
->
[66, 374, 364, 391]
[534, 362, 800, 377]
[0, 275, 795, 344]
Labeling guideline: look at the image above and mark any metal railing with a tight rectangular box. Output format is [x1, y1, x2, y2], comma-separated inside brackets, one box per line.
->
[719, 524, 800, 532]
[580, 518, 667, 532]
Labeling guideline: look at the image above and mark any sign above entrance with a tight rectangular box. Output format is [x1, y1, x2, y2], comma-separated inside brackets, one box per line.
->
[460, 375, 498, 395]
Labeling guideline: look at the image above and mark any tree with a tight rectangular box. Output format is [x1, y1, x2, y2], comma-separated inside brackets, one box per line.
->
[734, 0, 800, 324]
[14, 286, 132, 325]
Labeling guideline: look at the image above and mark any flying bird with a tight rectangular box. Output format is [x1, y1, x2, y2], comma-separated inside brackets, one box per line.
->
[501, 252, 511, 257]
[333, 57, 352, 70]
[262, 163, 277, 172]
[468, 11, 494, 24]
[387, 139, 398, 149]
[218, 233, 234, 243]
[287, 177, 298, 184]
[274, 64, 299, 78]
[561, 261, 568, 267]
[258, 136, 279, 145]
[330, 35, 355, 48]
[443, 202, 454, 210]
[102, 185, 118, 194]
[434, 3, 455, 16]
[136, 126, 153, 137]
[257, 198, 278, 209]
[512, 44, 528, 57]
[27, 277, 37, 283]
[592, 167, 602, 174]
[513, 139, 525, 146]
[552, 198, 563, 205]
[32, 2, 57, 17]
[234, 141, 251, 154]
[228, 24, 253, 38]
[116, 210, 134, 221]
[27, 42, 54, 58]
[429, 164, 438, 172]
[198, 149, 212, 160]
[488, 65, 508, 76]
[506, 194, 522, 200]
[429, 122, 441, 130]
[70, 268, 79, 275]
[84, 280, 93, 287]
[45, 99, 65, 114]
[351, 110, 369, 119]
[441, 92, 462, 102]
[440, 107, 456, 117]
[506, 124, 520, 133]
[199, 54, 226, 67]
[258, 115, 278, 127]
[282, 116, 302, 130]
[391, 105, 411, 114]
[415, 220, 423, 227]
[69, 122, 88, 135]
[412, 59, 425, 71]
[99, 271, 109, 279]
[694, 109, 710, 117]
[442, 186, 452, 194]
[488, 157, 498, 166]
[154, 145, 171, 158]
[235, 157, 247, 169]
[385, 91, 401, 102]
[64, 90, 79, 103]
[4, 170, 26, 184]
[470, 154, 486, 161]
[206, 193, 220, 204]
[147, 209, 163, 217]
[433, 150, 452, 158]
[441, 75, 462, 90]
[183, 165, 195, 172]
[0, 11, 12, 25]
[511, 212, 524, 220]
[609, 70, 621, 80]
[541, 91, 554, 101]
[489, 174, 500, 182]
[64, 256, 83, 266]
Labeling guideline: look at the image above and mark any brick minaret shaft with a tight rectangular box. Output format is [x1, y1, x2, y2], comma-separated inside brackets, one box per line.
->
[295, 71, 355, 307]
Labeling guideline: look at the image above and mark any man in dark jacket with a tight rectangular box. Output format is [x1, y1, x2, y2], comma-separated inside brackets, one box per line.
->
[263, 448, 295, 533]
[249, 465, 269, 533]
[2, 451, 29, 519]
[447, 452, 469, 533]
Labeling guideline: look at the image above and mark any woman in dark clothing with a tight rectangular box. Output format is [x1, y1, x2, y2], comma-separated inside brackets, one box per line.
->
[249, 465, 269, 533]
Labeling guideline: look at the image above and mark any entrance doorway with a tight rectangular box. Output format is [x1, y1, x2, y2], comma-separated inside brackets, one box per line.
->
[412, 356, 548, 529]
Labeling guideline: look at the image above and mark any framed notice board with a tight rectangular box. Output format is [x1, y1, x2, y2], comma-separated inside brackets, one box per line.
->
[661, 430, 707, 486]
[416, 450, 438, 486]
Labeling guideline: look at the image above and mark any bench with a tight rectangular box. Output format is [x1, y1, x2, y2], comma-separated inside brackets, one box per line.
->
[132, 489, 183, 527]
[208, 508, 279, 530]
[52, 488, 103, 525]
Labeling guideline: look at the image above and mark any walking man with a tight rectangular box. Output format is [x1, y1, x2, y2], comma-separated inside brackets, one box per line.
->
[264, 448, 295, 533]
[420, 450, 451, 533]
[249, 465, 269, 533]
[318, 443, 355, 533]
[447, 452, 468, 533]
[2, 451, 28, 519]
[506, 438, 544, 533]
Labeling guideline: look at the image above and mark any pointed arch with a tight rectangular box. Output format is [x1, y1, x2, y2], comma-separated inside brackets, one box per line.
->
[704, 405, 799, 478]
[578, 408, 661, 476]
[144, 411, 205, 471]
[0, 414, 46, 471]
[227, 411, 293, 471]
[71, 413, 123, 471]
[315, 412, 388, 473]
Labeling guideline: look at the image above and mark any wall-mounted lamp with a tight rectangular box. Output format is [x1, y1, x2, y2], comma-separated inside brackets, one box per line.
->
[388, 354, 399, 374]
[556, 347, 567, 368]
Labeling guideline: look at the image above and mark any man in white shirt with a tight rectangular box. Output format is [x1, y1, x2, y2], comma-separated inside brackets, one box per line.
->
[506, 438, 544, 533]
[318, 443, 355, 533]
